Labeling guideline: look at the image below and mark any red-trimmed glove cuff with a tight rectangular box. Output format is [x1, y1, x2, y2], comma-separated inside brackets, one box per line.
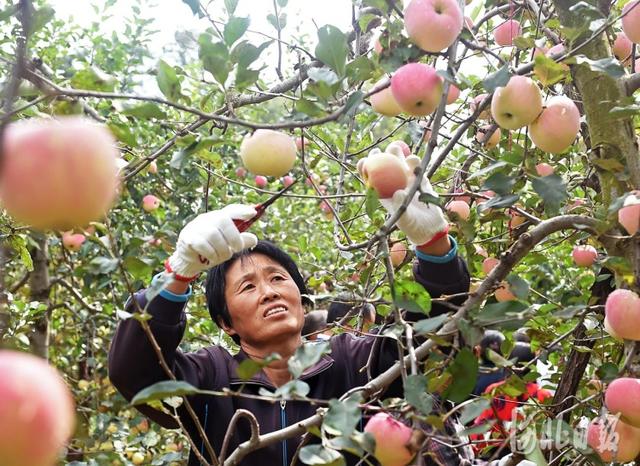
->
[417, 226, 450, 249]
[164, 259, 200, 283]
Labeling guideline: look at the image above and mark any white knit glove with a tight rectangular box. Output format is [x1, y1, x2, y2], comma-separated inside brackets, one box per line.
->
[166, 204, 259, 280]
[359, 144, 448, 246]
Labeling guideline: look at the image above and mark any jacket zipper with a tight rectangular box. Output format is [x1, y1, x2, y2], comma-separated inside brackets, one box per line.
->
[281, 400, 287, 466]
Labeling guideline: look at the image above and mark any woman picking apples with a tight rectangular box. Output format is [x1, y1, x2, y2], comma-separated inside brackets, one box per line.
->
[109, 147, 510, 465]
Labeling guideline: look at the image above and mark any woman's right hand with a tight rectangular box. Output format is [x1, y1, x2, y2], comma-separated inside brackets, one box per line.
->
[166, 204, 259, 282]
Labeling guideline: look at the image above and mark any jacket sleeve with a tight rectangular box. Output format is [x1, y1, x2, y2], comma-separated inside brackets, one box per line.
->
[108, 289, 216, 428]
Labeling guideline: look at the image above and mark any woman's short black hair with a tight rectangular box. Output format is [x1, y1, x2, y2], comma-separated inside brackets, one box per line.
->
[204, 240, 309, 343]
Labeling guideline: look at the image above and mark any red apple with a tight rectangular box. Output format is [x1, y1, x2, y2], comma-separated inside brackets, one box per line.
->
[295, 136, 310, 151]
[282, 175, 294, 187]
[446, 84, 460, 105]
[254, 175, 268, 188]
[572, 245, 597, 267]
[358, 151, 409, 199]
[493, 19, 521, 46]
[471, 94, 491, 120]
[235, 167, 247, 179]
[390, 242, 408, 267]
[386, 140, 411, 157]
[391, 63, 443, 116]
[0, 117, 120, 230]
[508, 210, 526, 229]
[495, 283, 516, 302]
[605, 289, 640, 340]
[535, 163, 554, 177]
[364, 413, 415, 466]
[618, 193, 640, 235]
[622, 0, 640, 44]
[370, 78, 403, 117]
[475, 125, 501, 149]
[404, 0, 463, 53]
[240, 129, 296, 177]
[476, 190, 495, 205]
[0, 350, 76, 466]
[587, 415, 640, 463]
[62, 231, 86, 252]
[446, 200, 470, 220]
[482, 257, 499, 275]
[142, 194, 161, 212]
[491, 76, 543, 130]
[529, 96, 580, 153]
[606, 378, 640, 428]
[613, 32, 633, 62]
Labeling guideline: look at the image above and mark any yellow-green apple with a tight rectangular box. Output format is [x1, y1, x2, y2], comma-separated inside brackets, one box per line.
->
[493, 19, 521, 46]
[446, 200, 470, 220]
[605, 378, 640, 427]
[240, 129, 296, 177]
[131, 452, 146, 465]
[282, 175, 294, 187]
[622, 0, 640, 44]
[358, 151, 409, 198]
[147, 161, 158, 175]
[390, 242, 408, 267]
[491, 76, 542, 130]
[0, 350, 76, 466]
[254, 175, 268, 188]
[235, 167, 247, 179]
[471, 94, 491, 120]
[142, 194, 161, 212]
[495, 283, 516, 302]
[482, 257, 499, 275]
[62, 231, 86, 252]
[613, 32, 633, 62]
[618, 193, 640, 235]
[475, 125, 501, 149]
[370, 78, 403, 117]
[587, 415, 640, 463]
[446, 84, 460, 105]
[0, 117, 120, 231]
[605, 289, 640, 340]
[404, 0, 463, 53]
[535, 163, 554, 177]
[390, 63, 443, 116]
[364, 412, 415, 466]
[572, 245, 597, 267]
[529, 96, 580, 153]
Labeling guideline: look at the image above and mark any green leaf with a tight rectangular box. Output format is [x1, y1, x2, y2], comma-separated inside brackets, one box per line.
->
[596, 362, 619, 383]
[315, 25, 348, 77]
[299, 445, 346, 466]
[443, 348, 478, 403]
[365, 187, 379, 220]
[182, 0, 201, 16]
[236, 353, 281, 380]
[267, 13, 287, 30]
[323, 397, 361, 436]
[157, 60, 182, 101]
[506, 274, 529, 300]
[224, 16, 250, 46]
[482, 172, 515, 196]
[122, 103, 167, 120]
[198, 34, 230, 86]
[479, 194, 519, 211]
[531, 174, 568, 214]
[89, 257, 119, 275]
[482, 65, 511, 93]
[343, 91, 364, 116]
[8, 235, 33, 271]
[231, 40, 271, 69]
[534, 53, 569, 86]
[345, 56, 375, 84]
[307, 66, 340, 86]
[272, 379, 310, 397]
[131, 381, 203, 405]
[414, 314, 449, 335]
[571, 56, 625, 79]
[405, 374, 434, 415]
[71, 66, 117, 92]
[123, 256, 153, 280]
[296, 98, 324, 117]
[459, 398, 491, 424]
[28, 5, 55, 35]
[224, 0, 238, 15]
[288, 341, 330, 379]
[394, 279, 432, 315]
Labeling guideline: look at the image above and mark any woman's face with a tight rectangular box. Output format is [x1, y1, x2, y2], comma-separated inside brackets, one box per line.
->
[222, 253, 304, 348]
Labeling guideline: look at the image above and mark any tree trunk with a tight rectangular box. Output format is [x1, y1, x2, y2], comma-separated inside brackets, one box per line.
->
[28, 232, 50, 359]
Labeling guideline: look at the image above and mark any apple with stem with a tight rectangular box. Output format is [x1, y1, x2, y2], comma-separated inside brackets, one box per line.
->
[491, 76, 543, 130]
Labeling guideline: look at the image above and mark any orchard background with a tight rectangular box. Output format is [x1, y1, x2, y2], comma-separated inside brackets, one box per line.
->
[1, 0, 640, 464]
